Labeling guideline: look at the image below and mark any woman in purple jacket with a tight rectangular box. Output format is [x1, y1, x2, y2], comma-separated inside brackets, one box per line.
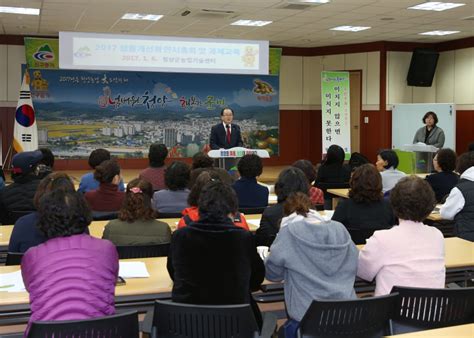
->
[21, 190, 119, 334]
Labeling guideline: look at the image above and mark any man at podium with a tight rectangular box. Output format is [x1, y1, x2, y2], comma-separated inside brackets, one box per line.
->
[210, 107, 243, 150]
[412, 111, 445, 148]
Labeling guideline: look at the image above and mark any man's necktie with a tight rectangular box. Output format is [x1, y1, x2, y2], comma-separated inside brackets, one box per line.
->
[226, 124, 231, 144]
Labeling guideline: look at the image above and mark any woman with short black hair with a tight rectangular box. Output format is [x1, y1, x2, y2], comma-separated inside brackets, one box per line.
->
[139, 143, 168, 191]
[376, 149, 406, 193]
[413, 111, 445, 148]
[232, 154, 269, 208]
[167, 181, 264, 327]
[152, 161, 190, 213]
[21, 190, 118, 335]
[332, 164, 395, 234]
[425, 148, 459, 202]
[358, 176, 445, 296]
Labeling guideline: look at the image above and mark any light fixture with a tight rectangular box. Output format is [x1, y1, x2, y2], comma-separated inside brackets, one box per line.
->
[408, 2, 465, 11]
[231, 20, 272, 27]
[419, 30, 460, 35]
[121, 13, 163, 21]
[330, 26, 371, 32]
[0, 6, 40, 15]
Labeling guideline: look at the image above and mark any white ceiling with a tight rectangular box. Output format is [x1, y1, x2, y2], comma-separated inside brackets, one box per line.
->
[0, 0, 472, 47]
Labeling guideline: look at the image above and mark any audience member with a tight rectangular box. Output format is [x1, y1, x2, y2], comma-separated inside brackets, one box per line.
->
[440, 151, 474, 241]
[256, 167, 309, 246]
[178, 171, 249, 230]
[266, 192, 358, 338]
[358, 176, 445, 296]
[103, 178, 171, 245]
[332, 164, 395, 231]
[314, 145, 351, 208]
[232, 154, 269, 208]
[292, 159, 323, 206]
[36, 147, 54, 179]
[21, 190, 118, 335]
[152, 161, 190, 213]
[376, 149, 406, 193]
[78, 148, 125, 193]
[84, 160, 125, 212]
[190, 166, 233, 186]
[167, 181, 264, 326]
[425, 148, 459, 203]
[139, 143, 168, 191]
[191, 152, 214, 170]
[469, 142, 474, 152]
[0, 176, 4, 190]
[0, 151, 43, 225]
[9, 173, 75, 253]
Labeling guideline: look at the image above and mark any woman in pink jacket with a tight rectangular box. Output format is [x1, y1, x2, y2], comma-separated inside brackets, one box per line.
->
[357, 176, 445, 296]
[21, 190, 118, 335]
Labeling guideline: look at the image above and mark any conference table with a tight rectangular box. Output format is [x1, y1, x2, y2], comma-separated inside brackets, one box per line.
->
[0, 237, 471, 333]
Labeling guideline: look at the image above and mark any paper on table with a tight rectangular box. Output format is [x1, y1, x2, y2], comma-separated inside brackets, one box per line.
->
[118, 262, 150, 278]
[268, 195, 278, 203]
[247, 219, 261, 228]
[0, 270, 26, 292]
[322, 210, 334, 221]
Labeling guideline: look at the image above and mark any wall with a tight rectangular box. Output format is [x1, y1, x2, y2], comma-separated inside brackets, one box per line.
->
[1, 40, 473, 168]
[385, 47, 474, 152]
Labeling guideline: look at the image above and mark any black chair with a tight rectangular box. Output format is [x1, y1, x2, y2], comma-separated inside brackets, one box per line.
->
[5, 252, 24, 266]
[116, 243, 170, 259]
[347, 228, 377, 245]
[391, 286, 474, 335]
[297, 293, 399, 338]
[239, 207, 266, 215]
[92, 211, 118, 221]
[27, 311, 139, 338]
[157, 212, 183, 218]
[149, 300, 276, 338]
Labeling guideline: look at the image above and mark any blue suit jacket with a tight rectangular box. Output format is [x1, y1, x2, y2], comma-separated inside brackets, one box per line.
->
[210, 123, 243, 150]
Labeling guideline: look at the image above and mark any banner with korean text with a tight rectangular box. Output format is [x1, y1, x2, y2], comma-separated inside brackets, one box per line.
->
[321, 71, 351, 158]
[22, 66, 279, 159]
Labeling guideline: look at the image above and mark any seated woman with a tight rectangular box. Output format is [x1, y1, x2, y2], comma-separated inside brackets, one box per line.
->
[358, 176, 445, 296]
[78, 148, 125, 193]
[440, 151, 474, 241]
[152, 161, 190, 214]
[265, 192, 358, 338]
[191, 152, 214, 170]
[179, 171, 249, 230]
[232, 154, 269, 208]
[21, 190, 118, 334]
[139, 143, 168, 191]
[103, 178, 171, 246]
[292, 159, 323, 206]
[314, 145, 351, 209]
[168, 181, 264, 326]
[255, 167, 309, 246]
[376, 149, 406, 193]
[84, 160, 125, 213]
[9, 173, 76, 253]
[332, 164, 396, 234]
[425, 148, 459, 203]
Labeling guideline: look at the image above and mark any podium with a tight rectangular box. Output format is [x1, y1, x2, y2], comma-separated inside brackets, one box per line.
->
[401, 144, 438, 173]
[208, 147, 270, 170]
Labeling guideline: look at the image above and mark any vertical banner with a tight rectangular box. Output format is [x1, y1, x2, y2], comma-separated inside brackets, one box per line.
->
[321, 71, 351, 158]
[24, 37, 59, 69]
[269, 48, 282, 75]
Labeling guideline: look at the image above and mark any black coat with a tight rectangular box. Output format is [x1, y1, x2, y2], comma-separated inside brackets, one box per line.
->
[255, 203, 284, 246]
[209, 123, 243, 150]
[0, 175, 41, 225]
[167, 219, 264, 306]
[425, 171, 459, 203]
